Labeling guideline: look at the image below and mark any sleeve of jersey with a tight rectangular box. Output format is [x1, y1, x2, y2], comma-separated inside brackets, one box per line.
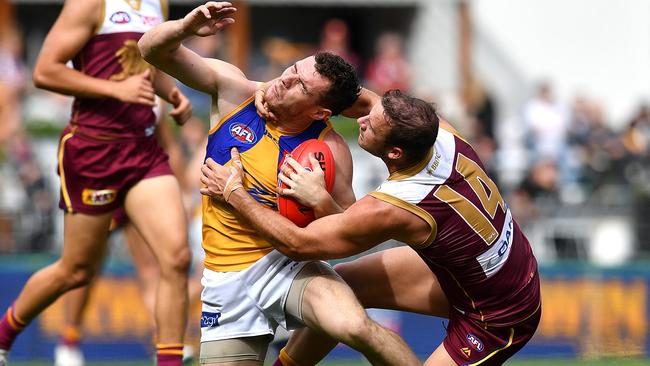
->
[368, 186, 437, 249]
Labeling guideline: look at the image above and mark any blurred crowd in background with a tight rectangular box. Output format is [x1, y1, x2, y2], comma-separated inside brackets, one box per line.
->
[1, 0, 649, 265]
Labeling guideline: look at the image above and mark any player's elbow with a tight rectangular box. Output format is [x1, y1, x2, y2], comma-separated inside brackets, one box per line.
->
[279, 243, 310, 261]
[137, 38, 155, 63]
[276, 236, 314, 261]
[32, 65, 53, 90]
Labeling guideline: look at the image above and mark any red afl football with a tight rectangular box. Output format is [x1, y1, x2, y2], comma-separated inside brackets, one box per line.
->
[278, 139, 335, 227]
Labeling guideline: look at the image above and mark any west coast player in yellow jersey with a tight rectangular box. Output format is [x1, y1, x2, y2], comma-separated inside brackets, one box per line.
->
[139, 2, 420, 365]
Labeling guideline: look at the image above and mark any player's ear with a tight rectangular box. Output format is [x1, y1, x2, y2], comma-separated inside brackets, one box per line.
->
[311, 107, 332, 121]
[386, 146, 403, 161]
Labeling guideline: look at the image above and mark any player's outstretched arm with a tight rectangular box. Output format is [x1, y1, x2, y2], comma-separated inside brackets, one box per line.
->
[138, 2, 238, 95]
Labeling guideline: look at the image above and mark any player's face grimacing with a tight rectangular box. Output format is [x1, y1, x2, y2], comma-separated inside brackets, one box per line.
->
[357, 102, 392, 158]
[264, 56, 331, 122]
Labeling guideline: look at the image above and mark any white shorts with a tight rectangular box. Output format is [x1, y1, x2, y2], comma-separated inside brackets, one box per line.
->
[200, 250, 325, 342]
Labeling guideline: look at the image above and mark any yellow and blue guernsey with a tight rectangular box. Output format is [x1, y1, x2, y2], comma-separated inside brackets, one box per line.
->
[203, 96, 332, 271]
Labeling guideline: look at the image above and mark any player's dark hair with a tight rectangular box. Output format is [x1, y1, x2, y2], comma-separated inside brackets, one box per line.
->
[382, 89, 439, 164]
[314, 52, 361, 116]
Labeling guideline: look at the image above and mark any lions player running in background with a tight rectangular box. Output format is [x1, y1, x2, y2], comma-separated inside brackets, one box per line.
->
[54, 116, 209, 366]
[0, 1, 193, 365]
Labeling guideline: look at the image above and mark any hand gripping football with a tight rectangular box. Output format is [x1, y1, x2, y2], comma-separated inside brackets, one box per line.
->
[278, 139, 335, 227]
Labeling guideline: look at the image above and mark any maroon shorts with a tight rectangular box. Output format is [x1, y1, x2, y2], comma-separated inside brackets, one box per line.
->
[109, 207, 129, 230]
[443, 306, 541, 366]
[57, 125, 173, 215]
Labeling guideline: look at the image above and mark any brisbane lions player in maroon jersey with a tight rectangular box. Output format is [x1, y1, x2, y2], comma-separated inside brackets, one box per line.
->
[201, 89, 541, 366]
[0, 1, 192, 365]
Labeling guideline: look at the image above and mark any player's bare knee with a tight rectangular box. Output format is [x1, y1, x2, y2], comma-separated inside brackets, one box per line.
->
[159, 245, 192, 276]
[337, 314, 374, 346]
[63, 265, 97, 289]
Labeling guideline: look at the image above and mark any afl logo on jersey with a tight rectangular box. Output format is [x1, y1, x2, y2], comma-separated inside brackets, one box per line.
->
[230, 123, 257, 144]
[466, 333, 484, 352]
[110, 11, 131, 24]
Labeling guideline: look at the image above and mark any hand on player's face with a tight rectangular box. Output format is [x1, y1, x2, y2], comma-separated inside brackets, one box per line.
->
[182, 2, 237, 37]
[200, 148, 243, 203]
[168, 87, 192, 125]
[113, 68, 155, 106]
[278, 154, 328, 208]
[255, 84, 278, 123]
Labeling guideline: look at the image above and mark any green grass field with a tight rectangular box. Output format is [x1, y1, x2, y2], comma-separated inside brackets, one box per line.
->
[9, 359, 650, 366]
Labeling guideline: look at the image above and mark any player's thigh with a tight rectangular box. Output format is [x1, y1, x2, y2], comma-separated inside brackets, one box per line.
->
[335, 246, 449, 317]
[425, 343, 458, 366]
[124, 175, 189, 258]
[60, 211, 113, 271]
[123, 223, 159, 277]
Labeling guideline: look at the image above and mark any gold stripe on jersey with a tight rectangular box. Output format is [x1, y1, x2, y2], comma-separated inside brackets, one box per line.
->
[368, 191, 437, 249]
[208, 95, 255, 135]
[440, 121, 470, 145]
[433, 185, 500, 246]
[388, 147, 433, 181]
[318, 124, 333, 140]
[455, 153, 506, 219]
[58, 132, 75, 213]
[468, 328, 514, 366]
[159, 0, 168, 20]
[124, 0, 142, 11]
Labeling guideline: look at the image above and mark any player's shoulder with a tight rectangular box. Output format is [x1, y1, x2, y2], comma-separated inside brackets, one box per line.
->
[205, 59, 258, 115]
[322, 129, 351, 159]
[55, 0, 103, 31]
[62, 0, 103, 18]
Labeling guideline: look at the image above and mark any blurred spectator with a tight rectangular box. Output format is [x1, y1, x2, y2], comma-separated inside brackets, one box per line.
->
[514, 160, 584, 259]
[621, 103, 650, 157]
[317, 18, 360, 70]
[523, 82, 579, 187]
[624, 104, 650, 255]
[523, 83, 570, 162]
[569, 97, 626, 190]
[364, 32, 411, 94]
[521, 160, 561, 203]
[465, 78, 496, 139]
[464, 77, 498, 179]
[620, 103, 650, 196]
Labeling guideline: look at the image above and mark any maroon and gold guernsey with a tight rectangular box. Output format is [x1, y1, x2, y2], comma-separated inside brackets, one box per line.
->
[70, 0, 167, 139]
[369, 126, 541, 327]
